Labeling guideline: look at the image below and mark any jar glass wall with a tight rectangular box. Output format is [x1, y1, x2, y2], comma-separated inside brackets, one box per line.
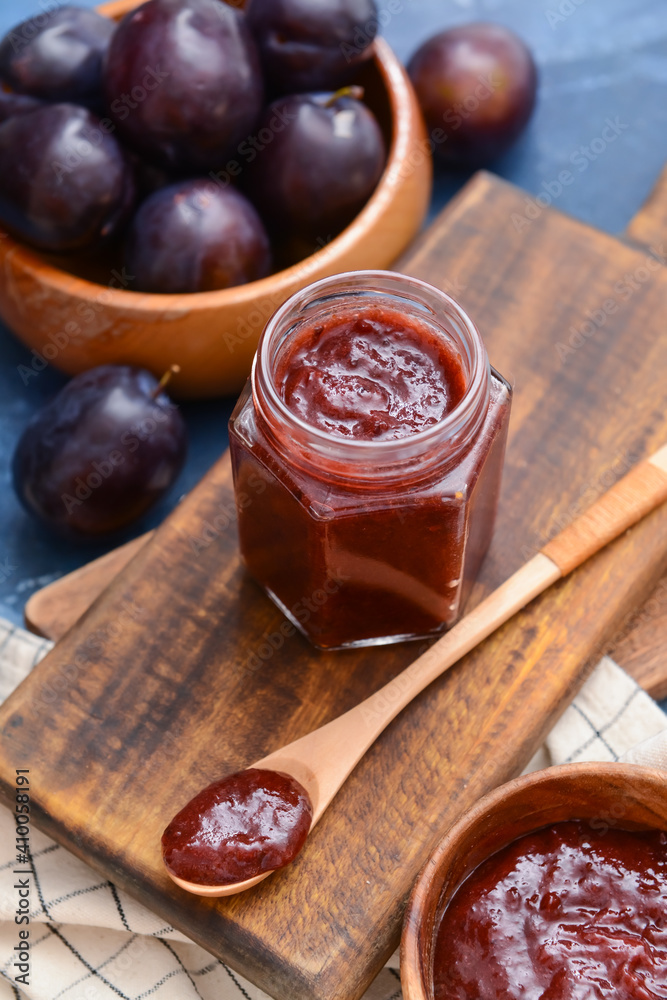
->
[229, 271, 512, 649]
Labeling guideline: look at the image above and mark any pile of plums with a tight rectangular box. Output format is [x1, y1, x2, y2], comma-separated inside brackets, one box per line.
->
[0, 0, 386, 293]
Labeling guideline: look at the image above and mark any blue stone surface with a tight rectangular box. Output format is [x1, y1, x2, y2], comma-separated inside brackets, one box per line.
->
[0, 1, 666, 715]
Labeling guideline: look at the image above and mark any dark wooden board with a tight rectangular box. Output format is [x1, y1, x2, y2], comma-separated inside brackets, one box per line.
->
[609, 577, 667, 701]
[2, 170, 667, 1000]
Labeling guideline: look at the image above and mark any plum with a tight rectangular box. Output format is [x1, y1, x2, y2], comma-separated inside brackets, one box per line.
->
[0, 103, 135, 252]
[104, 0, 264, 172]
[0, 6, 116, 109]
[246, 0, 378, 94]
[243, 89, 386, 248]
[408, 23, 537, 166]
[12, 365, 187, 538]
[126, 179, 272, 293]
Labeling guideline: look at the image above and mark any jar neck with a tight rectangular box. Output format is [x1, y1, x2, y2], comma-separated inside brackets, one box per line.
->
[252, 270, 491, 488]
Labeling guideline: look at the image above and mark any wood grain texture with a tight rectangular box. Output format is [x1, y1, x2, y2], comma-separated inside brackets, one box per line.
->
[24, 533, 150, 640]
[609, 576, 667, 701]
[3, 171, 667, 1000]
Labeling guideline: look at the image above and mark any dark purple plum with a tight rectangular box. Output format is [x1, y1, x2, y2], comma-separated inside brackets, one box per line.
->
[126, 179, 272, 293]
[0, 103, 135, 252]
[0, 90, 44, 123]
[408, 23, 537, 167]
[0, 6, 116, 109]
[246, 0, 378, 94]
[12, 365, 187, 539]
[243, 89, 386, 247]
[104, 0, 264, 172]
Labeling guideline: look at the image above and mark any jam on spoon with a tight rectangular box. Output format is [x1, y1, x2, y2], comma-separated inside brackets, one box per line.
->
[161, 768, 313, 887]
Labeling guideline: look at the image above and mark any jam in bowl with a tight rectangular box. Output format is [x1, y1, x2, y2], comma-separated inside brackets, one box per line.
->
[229, 270, 512, 649]
[400, 762, 667, 1000]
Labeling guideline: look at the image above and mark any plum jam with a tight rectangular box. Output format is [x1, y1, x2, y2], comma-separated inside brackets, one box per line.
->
[276, 309, 467, 441]
[161, 768, 313, 886]
[433, 821, 667, 1000]
[229, 271, 512, 649]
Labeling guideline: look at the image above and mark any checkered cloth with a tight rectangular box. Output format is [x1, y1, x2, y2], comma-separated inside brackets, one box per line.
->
[0, 620, 665, 1000]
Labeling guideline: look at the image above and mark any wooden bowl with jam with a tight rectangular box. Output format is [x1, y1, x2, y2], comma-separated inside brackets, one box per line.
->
[401, 762, 667, 1000]
[0, 0, 431, 400]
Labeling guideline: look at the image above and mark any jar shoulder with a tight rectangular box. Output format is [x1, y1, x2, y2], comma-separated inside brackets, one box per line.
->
[229, 370, 511, 515]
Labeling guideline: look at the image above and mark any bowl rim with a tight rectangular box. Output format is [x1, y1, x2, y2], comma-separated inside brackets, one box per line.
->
[1, 34, 419, 310]
[400, 760, 667, 1000]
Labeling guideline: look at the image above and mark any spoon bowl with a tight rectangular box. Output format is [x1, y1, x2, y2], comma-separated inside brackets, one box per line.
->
[167, 869, 272, 897]
[164, 753, 323, 898]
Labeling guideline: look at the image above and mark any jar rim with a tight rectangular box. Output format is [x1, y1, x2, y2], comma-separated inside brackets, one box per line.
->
[252, 270, 490, 469]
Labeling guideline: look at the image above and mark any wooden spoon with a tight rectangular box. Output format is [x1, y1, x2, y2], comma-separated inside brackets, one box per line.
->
[167, 444, 667, 897]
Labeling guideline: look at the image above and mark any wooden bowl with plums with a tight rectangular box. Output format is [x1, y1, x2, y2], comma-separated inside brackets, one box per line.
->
[0, 0, 431, 398]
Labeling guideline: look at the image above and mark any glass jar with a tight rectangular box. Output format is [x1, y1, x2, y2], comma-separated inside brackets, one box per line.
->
[229, 271, 512, 650]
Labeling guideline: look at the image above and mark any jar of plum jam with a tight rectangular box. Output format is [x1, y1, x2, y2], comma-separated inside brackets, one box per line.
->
[229, 271, 512, 649]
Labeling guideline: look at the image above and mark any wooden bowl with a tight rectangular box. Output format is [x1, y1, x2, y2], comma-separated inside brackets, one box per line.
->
[0, 1, 432, 399]
[400, 762, 667, 1000]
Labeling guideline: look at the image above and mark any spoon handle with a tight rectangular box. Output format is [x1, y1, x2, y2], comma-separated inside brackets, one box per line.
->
[258, 444, 667, 824]
[542, 444, 667, 574]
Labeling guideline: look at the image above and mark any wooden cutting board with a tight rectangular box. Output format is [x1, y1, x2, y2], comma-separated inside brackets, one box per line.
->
[2, 169, 667, 1000]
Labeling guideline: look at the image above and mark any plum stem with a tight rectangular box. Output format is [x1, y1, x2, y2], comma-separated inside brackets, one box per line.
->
[324, 85, 364, 108]
[153, 364, 181, 399]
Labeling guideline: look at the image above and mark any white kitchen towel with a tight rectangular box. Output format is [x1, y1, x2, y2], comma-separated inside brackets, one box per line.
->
[0, 620, 665, 1000]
